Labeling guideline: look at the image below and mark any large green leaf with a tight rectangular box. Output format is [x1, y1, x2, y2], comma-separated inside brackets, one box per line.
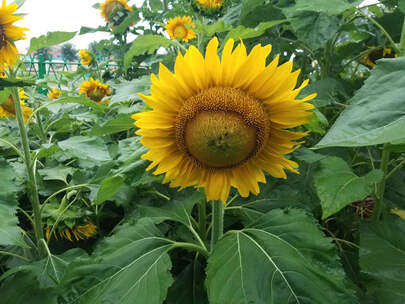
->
[316, 58, 405, 148]
[36, 96, 106, 114]
[124, 35, 176, 70]
[94, 175, 125, 205]
[314, 157, 383, 219]
[112, 9, 140, 34]
[62, 218, 174, 304]
[89, 114, 134, 136]
[109, 75, 150, 104]
[206, 209, 357, 304]
[284, 0, 361, 15]
[360, 218, 405, 303]
[58, 136, 111, 161]
[27, 31, 76, 55]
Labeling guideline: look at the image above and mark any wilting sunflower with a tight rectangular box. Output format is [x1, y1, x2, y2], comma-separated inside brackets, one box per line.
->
[0, 89, 32, 122]
[79, 49, 92, 66]
[360, 46, 397, 68]
[45, 220, 97, 242]
[0, 0, 28, 72]
[133, 37, 315, 203]
[100, 0, 132, 23]
[47, 88, 61, 99]
[78, 77, 111, 103]
[165, 16, 196, 42]
[196, 0, 223, 9]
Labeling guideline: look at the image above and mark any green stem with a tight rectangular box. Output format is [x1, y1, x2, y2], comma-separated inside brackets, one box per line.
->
[35, 112, 47, 143]
[400, 17, 405, 56]
[0, 250, 31, 262]
[385, 158, 405, 181]
[357, 9, 400, 54]
[373, 148, 391, 221]
[198, 199, 207, 241]
[9, 83, 45, 256]
[210, 201, 224, 250]
[0, 138, 25, 160]
[171, 242, 209, 257]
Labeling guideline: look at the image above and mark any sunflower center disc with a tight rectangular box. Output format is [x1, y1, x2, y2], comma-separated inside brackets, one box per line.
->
[173, 25, 187, 39]
[88, 88, 105, 102]
[176, 87, 269, 169]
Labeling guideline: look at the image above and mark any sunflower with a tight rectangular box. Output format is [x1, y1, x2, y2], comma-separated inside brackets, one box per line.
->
[100, 0, 132, 23]
[45, 220, 97, 242]
[0, 0, 28, 72]
[133, 37, 315, 203]
[0, 89, 32, 122]
[165, 16, 196, 42]
[78, 77, 111, 103]
[360, 46, 397, 68]
[79, 49, 92, 66]
[196, 0, 223, 9]
[47, 88, 61, 99]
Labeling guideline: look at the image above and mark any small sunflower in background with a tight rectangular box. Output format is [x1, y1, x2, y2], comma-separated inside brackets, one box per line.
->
[0, 0, 28, 72]
[0, 89, 32, 122]
[196, 0, 223, 8]
[47, 88, 61, 99]
[165, 16, 196, 42]
[360, 46, 397, 68]
[78, 77, 111, 103]
[79, 49, 93, 66]
[100, 0, 133, 25]
[133, 37, 315, 203]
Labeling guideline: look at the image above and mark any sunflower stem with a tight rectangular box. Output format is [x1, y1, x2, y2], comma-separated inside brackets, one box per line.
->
[373, 148, 391, 221]
[210, 201, 224, 251]
[198, 199, 207, 240]
[8, 77, 46, 258]
[399, 17, 405, 56]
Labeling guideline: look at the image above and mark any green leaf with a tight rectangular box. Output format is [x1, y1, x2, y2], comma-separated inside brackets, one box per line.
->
[399, 0, 405, 14]
[38, 165, 74, 183]
[305, 109, 328, 135]
[58, 136, 111, 161]
[0, 159, 21, 195]
[224, 20, 287, 42]
[62, 218, 174, 304]
[0, 78, 35, 89]
[316, 58, 405, 148]
[314, 156, 383, 219]
[94, 175, 125, 205]
[284, 0, 361, 15]
[166, 260, 207, 304]
[112, 9, 140, 34]
[148, 0, 163, 11]
[27, 31, 77, 55]
[79, 25, 108, 35]
[124, 35, 176, 70]
[89, 114, 134, 136]
[0, 196, 22, 247]
[136, 191, 204, 226]
[288, 11, 340, 50]
[360, 218, 405, 303]
[206, 209, 357, 304]
[194, 20, 232, 37]
[109, 76, 150, 104]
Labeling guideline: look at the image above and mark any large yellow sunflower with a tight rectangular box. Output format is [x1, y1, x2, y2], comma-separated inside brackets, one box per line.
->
[165, 16, 196, 42]
[0, 89, 32, 122]
[0, 0, 28, 72]
[196, 0, 223, 9]
[45, 220, 97, 242]
[133, 37, 315, 203]
[100, 0, 132, 23]
[78, 77, 111, 103]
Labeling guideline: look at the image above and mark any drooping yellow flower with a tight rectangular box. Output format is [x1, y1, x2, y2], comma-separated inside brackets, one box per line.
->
[133, 37, 316, 203]
[79, 49, 92, 66]
[196, 0, 223, 8]
[0, 0, 28, 72]
[45, 220, 97, 242]
[78, 77, 111, 103]
[360, 46, 397, 68]
[48, 88, 61, 99]
[165, 16, 196, 42]
[0, 89, 32, 122]
[100, 0, 132, 23]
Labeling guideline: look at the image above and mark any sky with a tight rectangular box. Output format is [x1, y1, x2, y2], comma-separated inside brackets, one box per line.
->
[13, 0, 379, 52]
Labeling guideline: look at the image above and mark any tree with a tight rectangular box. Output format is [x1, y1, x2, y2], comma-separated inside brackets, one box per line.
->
[61, 43, 78, 62]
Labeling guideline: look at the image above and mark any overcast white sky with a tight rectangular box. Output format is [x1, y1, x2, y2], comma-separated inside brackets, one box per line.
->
[13, 0, 378, 52]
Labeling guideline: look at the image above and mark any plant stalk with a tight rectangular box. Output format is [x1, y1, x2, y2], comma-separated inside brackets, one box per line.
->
[400, 17, 405, 56]
[210, 201, 224, 251]
[373, 148, 391, 221]
[198, 199, 207, 241]
[9, 84, 46, 257]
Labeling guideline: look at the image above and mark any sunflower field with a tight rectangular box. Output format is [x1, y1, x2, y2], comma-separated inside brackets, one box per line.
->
[1, 0, 405, 303]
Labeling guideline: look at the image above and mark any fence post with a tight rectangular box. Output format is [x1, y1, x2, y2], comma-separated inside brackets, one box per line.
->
[38, 54, 47, 94]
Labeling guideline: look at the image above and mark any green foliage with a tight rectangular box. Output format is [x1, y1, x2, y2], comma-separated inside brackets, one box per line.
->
[27, 31, 77, 55]
[57, 136, 111, 161]
[314, 157, 383, 219]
